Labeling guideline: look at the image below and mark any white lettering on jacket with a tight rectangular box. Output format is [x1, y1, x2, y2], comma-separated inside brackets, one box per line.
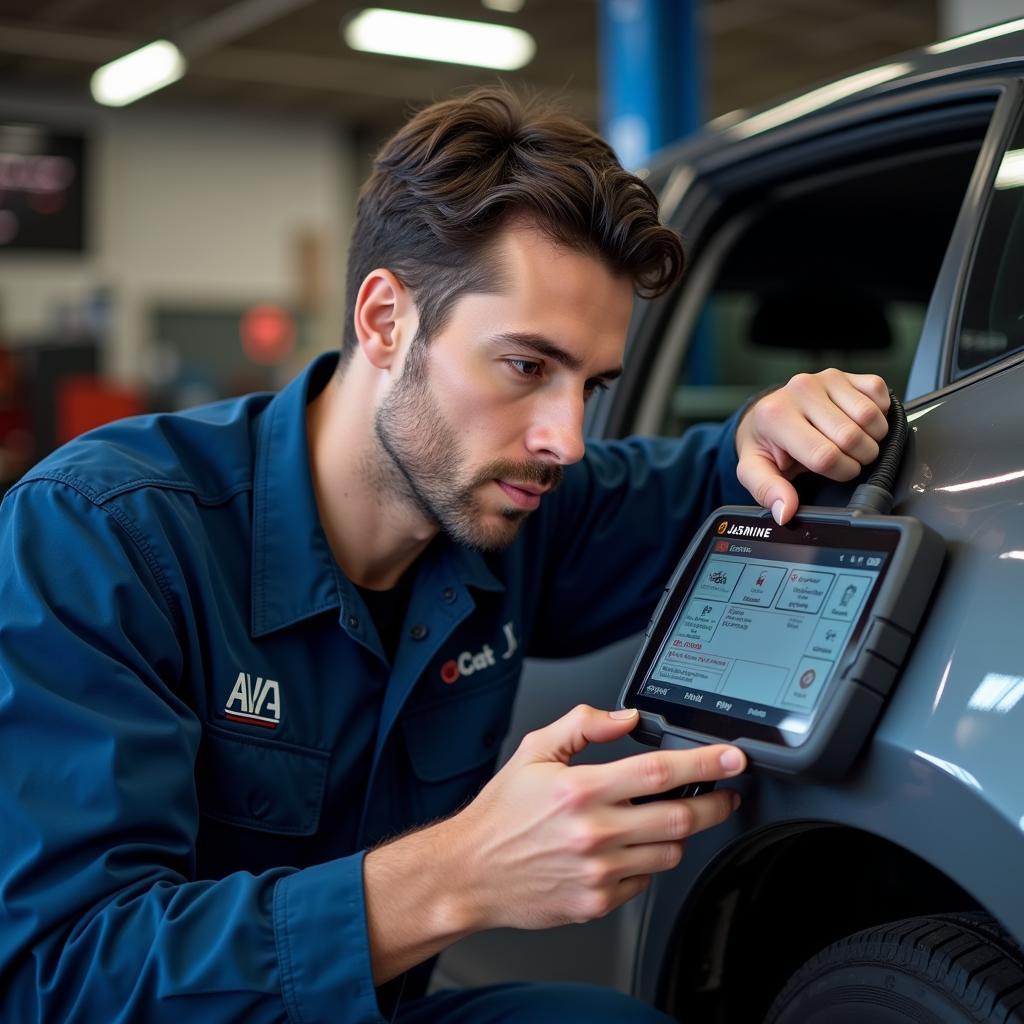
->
[224, 672, 281, 729]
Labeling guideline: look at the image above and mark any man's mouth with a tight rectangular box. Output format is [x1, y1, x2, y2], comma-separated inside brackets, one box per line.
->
[495, 480, 547, 511]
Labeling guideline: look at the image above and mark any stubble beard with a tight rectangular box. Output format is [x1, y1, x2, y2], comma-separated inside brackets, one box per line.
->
[371, 347, 561, 551]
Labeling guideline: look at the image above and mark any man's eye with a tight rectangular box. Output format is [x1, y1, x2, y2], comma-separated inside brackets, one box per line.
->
[584, 379, 610, 399]
[506, 358, 543, 379]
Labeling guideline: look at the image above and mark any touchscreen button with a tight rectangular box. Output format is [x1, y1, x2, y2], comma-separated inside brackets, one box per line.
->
[650, 644, 729, 692]
[647, 647, 729, 688]
[822, 574, 873, 622]
[677, 599, 726, 640]
[806, 619, 850, 660]
[732, 564, 787, 607]
[775, 569, 836, 615]
[780, 655, 833, 709]
[693, 558, 741, 602]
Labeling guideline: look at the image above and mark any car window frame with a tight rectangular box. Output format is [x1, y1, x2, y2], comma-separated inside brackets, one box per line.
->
[936, 78, 1024, 391]
[589, 79, 1013, 442]
[905, 78, 1024, 399]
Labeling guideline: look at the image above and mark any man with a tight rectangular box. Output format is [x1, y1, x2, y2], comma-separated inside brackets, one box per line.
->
[0, 89, 890, 1022]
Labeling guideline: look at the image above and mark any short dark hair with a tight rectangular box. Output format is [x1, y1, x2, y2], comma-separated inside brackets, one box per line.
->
[340, 86, 685, 366]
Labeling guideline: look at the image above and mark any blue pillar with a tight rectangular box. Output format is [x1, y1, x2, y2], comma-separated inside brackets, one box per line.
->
[599, 0, 703, 169]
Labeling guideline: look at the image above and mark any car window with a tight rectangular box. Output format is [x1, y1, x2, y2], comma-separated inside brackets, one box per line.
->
[643, 136, 988, 437]
[954, 114, 1024, 379]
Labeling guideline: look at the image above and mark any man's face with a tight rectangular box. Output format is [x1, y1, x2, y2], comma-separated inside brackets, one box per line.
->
[374, 223, 633, 550]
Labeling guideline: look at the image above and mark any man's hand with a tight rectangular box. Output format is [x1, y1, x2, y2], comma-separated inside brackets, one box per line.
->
[362, 705, 745, 984]
[735, 369, 891, 525]
[451, 705, 744, 930]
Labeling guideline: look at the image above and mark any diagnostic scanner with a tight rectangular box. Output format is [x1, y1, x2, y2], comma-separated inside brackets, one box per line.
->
[619, 394, 944, 780]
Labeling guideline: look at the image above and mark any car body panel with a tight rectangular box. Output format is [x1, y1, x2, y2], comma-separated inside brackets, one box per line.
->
[635, 357, 1024, 990]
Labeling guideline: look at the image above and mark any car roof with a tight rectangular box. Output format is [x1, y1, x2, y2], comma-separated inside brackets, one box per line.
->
[647, 18, 1024, 177]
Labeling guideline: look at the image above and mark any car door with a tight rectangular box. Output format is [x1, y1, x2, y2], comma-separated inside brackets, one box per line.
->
[631, 83, 1024, 1023]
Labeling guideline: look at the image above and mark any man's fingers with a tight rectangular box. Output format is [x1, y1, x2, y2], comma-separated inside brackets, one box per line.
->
[775, 382, 875, 477]
[591, 743, 746, 804]
[582, 874, 650, 919]
[736, 452, 800, 525]
[844, 372, 891, 420]
[517, 705, 640, 765]
[736, 372, 893, 521]
[827, 380, 890, 444]
[613, 839, 687, 879]
[801, 390, 883, 467]
[616, 874, 652, 904]
[751, 399, 864, 483]
[598, 789, 741, 845]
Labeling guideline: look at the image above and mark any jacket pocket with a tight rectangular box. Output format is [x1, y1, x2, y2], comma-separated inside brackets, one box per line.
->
[196, 724, 329, 835]
[400, 672, 517, 823]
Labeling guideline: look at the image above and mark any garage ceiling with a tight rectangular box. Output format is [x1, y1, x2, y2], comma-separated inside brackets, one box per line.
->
[0, 0, 938, 131]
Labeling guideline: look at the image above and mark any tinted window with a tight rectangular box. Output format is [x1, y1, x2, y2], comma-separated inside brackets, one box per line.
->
[647, 140, 985, 437]
[956, 116, 1024, 377]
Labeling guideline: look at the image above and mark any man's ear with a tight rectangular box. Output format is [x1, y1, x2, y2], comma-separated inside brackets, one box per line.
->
[353, 269, 417, 371]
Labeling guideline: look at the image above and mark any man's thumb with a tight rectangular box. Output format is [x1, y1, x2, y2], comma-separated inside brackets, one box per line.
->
[520, 704, 639, 764]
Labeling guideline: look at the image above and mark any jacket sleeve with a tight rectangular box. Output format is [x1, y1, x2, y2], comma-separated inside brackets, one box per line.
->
[0, 479, 384, 1024]
[525, 411, 751, 658]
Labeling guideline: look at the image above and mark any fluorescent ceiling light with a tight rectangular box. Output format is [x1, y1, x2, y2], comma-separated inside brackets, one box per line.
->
[344, 8, 535, 70]
[91, 40, 186, 107]
[926, 17, 1024, 55]
[482, 0, 525, 11]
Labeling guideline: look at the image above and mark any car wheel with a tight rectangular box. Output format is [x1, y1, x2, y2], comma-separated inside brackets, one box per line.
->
[764, 912, 1024, 1023]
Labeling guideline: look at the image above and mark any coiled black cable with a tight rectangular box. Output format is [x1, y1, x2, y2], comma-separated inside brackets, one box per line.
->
[846, 388, 907, 516]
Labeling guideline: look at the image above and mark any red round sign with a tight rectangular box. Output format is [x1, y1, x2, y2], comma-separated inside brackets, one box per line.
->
[240, 304, 296, 365]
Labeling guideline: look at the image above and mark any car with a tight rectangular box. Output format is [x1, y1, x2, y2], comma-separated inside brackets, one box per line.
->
[436, 17, 1024, 1023]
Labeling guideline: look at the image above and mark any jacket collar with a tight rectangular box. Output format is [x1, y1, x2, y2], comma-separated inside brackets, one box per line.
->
[250, 353, 503, 638]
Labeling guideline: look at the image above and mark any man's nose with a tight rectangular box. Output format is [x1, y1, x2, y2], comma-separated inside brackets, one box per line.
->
[525, 394, 586, 466]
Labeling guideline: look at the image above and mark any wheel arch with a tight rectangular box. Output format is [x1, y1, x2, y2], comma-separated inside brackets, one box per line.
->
[657, 822, 981, 1023]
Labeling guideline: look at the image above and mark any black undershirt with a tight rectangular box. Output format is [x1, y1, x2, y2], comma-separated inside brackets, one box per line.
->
[356, 570, 416, 665]
[354, 568, 419, 1012]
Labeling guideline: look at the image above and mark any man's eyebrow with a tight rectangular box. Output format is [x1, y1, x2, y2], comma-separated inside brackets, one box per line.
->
[491, 332, 623, 381]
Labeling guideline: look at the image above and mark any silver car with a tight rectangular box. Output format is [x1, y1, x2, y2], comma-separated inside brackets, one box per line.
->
[439, 19, 1024, 1023]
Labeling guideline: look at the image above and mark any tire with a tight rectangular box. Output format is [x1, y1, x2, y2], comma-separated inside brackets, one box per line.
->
[764, 912, 1024, 1024]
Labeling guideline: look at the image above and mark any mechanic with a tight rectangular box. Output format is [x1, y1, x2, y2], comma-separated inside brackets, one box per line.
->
[0, 88, 891, 1023]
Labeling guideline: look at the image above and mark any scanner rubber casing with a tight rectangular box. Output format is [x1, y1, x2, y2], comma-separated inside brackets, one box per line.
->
[618, 505, 945, 780]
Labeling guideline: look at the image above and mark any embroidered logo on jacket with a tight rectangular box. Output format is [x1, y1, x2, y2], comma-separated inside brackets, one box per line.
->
[440, 621, 518, 684]
[224, 672, 281, 729]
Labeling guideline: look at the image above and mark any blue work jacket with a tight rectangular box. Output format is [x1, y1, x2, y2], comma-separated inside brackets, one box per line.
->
[0, 353, 749, 1022]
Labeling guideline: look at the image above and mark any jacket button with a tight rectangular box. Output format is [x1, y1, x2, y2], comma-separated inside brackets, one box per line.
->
[347, 615, 359, 629]
[249, 795, 270, 819]
[410, 623, 428, 641]
[442, 587, 457, 604]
